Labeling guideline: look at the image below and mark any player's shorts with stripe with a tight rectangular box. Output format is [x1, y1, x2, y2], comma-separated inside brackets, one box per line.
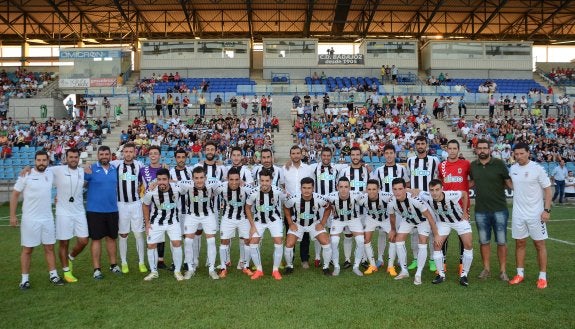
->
[56, 213, 89, 240]
[437, 220, 472, 236]
[330, 217, 364, 235]
[147, 222, 182, 244]
[287, 222, 326, 240]
[512, 217, 548, 241]
[253, 220, 283, 238]
[184, 213, 217, 235]
[399, 220, 431, 236]
[21, 217, 56, 247]
[118, 201, 145, 234]
[220, 217, 250, 240]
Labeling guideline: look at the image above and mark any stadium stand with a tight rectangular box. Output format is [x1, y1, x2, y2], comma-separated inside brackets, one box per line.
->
[305, 76, 381, 92]
[443, 78, 546, 94]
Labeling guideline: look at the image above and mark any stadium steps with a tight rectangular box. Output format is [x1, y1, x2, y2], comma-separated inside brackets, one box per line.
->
[432, 118, 476, 160]
[268, 95, 296, 164]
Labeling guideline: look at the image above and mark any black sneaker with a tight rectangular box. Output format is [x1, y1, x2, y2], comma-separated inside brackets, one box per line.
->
[360, 261, 369, 269]
[50, 276, 65, 286]
[284, 266, 294, 275]
[19, 281, 31, 290]
[157, 261, 167, 270]
[322, 268, 332, 276]
[168, 263, 175, 272]
[109, 264, 122, 274]
[460, 275, 469, 287]
[183, 263, 189, 272]
[343, 261, 352, 269]
[432, 275, 445, 284]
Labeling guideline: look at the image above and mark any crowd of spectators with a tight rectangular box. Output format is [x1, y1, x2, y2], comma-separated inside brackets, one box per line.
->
[0, 68, 54, 100]
[426, 72, 451, 86]
[132, 72, 209, 95]
[546, 67, 575, 85]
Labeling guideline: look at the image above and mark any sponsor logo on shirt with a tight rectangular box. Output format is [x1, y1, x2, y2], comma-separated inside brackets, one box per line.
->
[228, 201, 244, 207]
[256, 204, 275, 212]
[444, 174, 463, 183]
[160, 202, 176, 210]
[318, 172, 336, 180]
[298, 213, 315, 220]
[412, 168, 431, 176]
[190, 196, 210, 202]
[120, 173, 138, 181]
[350, 180, 366, 188]
[338, 209, 353, 215]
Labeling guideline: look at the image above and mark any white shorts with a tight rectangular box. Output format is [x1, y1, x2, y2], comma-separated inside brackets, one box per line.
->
[330, 218, 364, 235]
[147, 222, 182, 244]
[398, 220, 431, 236]
[21, 217, 56, 247]
[118, 201, 145, 234]
[55, 213, 89, 240]
[364, 217, 390, 233]
[220, 217, 250, 240]
[184, 213, 217, 235]
[512, 217, 548, 241]
[437, 220, 472, 236]
[288, 222, 326, 241]
[253, 220, 283, 238]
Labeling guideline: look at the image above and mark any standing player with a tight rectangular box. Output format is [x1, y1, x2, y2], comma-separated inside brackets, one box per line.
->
[251, 148, 284, 188]
[142, 168, 185, 281]
[214, 168, 253, 278]
[324, 177, 365, 276]
[388, 178, 440, 285]
[508, 143, 552, 289]
[51, 148, 89, 283]
[245, 169, 287, 280]
[169, 149, 192, 272]
[338, 147, 370, 269]
[112, 142, 147, 274]
[180, 166, 220, 280]
[437, 139, 470, 274]
[283, 177, 333, 275]
[358, 179, 394, 276]
[227, 146, 254, 185]
[10, 150, 64, 289]
[370, 144, 409, 269]
[406, 136, 440, 272]
[419, 179, 473, 286]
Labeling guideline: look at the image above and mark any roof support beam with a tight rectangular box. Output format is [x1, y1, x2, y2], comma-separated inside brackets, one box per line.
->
[452, 1, 484, 34]
[179, 0, 197, 37]
[45, 0, 82, 39]
[7, 0, 52, 36]
[0, 13, 24, 39]
[246, 0, 253, 39]
[528, 0, 574, 38]
[303, 0, 315, 37]
[472, 0, 508, 37]
[418, 0, 446, 36]
[332, 0, 353, 35]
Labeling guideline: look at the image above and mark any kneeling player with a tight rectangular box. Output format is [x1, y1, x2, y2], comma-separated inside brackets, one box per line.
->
[388, 178, 440, 285]
[419, 179, 473, 286]
[142, 169, 185, 281]
[284, 177, 333, 275]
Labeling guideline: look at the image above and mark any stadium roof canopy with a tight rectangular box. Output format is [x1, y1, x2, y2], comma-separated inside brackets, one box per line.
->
[1, 0, 574, 45]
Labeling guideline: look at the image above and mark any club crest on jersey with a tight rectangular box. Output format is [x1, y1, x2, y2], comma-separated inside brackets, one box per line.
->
[457, 168, 462, 174]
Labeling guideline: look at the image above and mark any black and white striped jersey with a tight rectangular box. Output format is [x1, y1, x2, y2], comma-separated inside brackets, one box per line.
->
[251, 165, 284, 187]
[358, 191, 394, 222]
[114, 161, 142, 203]
[169, 166, 192, 214]
[142, 183, 186, 225]
[388, 193, 430, 225]
[179, 181, 218, 217]
[194, 161, 226, 185]
[226, 164, 254, 185]
[284, 193, 329, 226]
[406, 155, 440, 192]
[370, 164, 409, 193]
[246, 185, 286, 224]
[339, 165, 370, 192]
[419, 191, 464, 223]
[309, 163, 347, 195]
[214, 183, 252, 220]
[324, 191, 363, 221]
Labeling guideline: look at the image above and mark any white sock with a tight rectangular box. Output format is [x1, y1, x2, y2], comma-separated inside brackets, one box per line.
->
[410, 231, 419, 259]
[462, 249, 473, 277]
[119, 236, 128, 264]
[220, 244, 230, 269]
[172, 246, 183, 273]
[433, 250, 445, 277]
[343, 236, 353, 261]
[284, 247, 294, 267]
[321, 244, 332, 269]
[193, 235, 201, 266]
[63, 267, 70, 272]
[206, 237, 217, 271]
[364, 242, 376, 266]
[239, 242, 244, 265]
[21, 273, 29, 284]
[396, 241, 407, 272]
[331, 235, 340, 267]
[134, 232, 145, 264]
[517, 267, 525, 277]
[243, 244, 252, 268]
[184, 237, 194, 270]
[353, 235, 365, 268]
[273, 244, 283, 271]
[314, 239, 321, 260]
[68, 254, 75, 261]
[539, 272, 546, 280]
[416, 244, 427, 277]
[250, 244, 263, 271]
[377, 231, 387, 262]
[147, 248, 158, 272]
[428, 234, 434, 259]
[49, 269, 58, 278]
[388, 242, 397, 268]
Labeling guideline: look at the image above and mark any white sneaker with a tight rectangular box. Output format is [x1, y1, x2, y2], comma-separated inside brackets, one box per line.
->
[174, 271, 184, 281]
[352, 267, 364, 277]
[183, 269, 195, 280]
[414, 275, 422, 285]
[237, 260, 245, 270]
[144, 271, 159, 281]
[209, 270, 220, 280]
[394, 271, 410, 280]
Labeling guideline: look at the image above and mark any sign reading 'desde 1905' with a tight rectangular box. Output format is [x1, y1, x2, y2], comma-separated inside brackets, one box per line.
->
[318, 54, 364, 65]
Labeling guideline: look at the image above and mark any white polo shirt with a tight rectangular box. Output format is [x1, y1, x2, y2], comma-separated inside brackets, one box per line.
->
[14, 169, 54, 221]
[49, 165, 85, 216]
[509, 161, 551, 220]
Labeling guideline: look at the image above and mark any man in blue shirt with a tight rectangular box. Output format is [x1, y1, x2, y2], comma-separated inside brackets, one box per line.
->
[84, 145, 121, 279]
